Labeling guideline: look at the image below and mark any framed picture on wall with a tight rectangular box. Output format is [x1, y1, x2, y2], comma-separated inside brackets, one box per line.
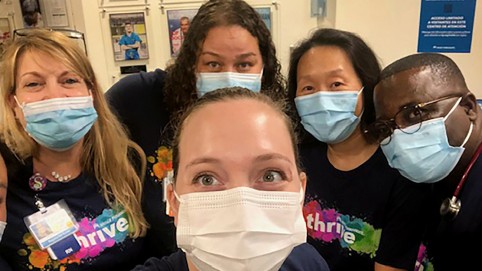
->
[0, 17, 12, 50]
[254, 7, 271, 32]
[19, 0, 44, 28]
[41, 0, 69, 27]
[98, 0, 146, 8]
[109, 12, 149, 61]
[166, 8, 198, 57]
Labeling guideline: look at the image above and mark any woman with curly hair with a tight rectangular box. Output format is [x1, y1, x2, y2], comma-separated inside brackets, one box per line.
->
[106, 0, 286, 258]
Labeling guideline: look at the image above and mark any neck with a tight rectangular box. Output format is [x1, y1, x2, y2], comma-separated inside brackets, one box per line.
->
[327, 129, 378, 171]
[33, 142, 83, 182]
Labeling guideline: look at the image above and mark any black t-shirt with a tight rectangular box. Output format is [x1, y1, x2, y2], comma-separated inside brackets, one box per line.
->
[0, 150, 145, 271]
[105, 69, 177, 258]
[131, 243, 330, 271]
[300, 140, 430, 270]
[420, 154, 482, 271]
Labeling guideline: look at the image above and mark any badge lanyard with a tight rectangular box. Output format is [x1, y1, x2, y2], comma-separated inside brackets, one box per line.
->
[439, 141, 482, 219]
[25, 196, 81, 260]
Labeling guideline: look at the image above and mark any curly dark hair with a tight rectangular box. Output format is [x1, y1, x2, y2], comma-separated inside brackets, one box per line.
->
[164, 0, 286, 114]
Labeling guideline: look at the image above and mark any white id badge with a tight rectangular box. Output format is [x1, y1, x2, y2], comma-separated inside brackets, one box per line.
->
[24, 199, 80, 259]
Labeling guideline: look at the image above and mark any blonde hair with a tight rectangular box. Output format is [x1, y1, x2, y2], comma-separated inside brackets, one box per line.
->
[0, 29, 148, 237]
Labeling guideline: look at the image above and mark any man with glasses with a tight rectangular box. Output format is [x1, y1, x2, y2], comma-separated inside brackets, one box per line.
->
[372, 53, 482, 270]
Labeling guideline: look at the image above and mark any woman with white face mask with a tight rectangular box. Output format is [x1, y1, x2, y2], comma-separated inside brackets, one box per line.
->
[287, 28, 431, 271]
[106, 0, 286, 259]
[0, 28, 152, 271]
[132, 87, 330, 271]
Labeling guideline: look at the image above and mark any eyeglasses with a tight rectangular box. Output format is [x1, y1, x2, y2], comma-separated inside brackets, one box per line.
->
[13, 28, 88, 55]
[370, 94, 461, 145]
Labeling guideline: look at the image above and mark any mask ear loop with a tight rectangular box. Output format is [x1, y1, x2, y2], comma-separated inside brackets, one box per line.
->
[442, 97, 472, 147]
[460, 122, 473, 148]
[13, 96, 25, 108]
[443, 97, 462, 121]
[356, 87, 365, 118]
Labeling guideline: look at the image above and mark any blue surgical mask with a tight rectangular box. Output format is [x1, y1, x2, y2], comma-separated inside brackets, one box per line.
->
[16, 96, 98, 151]
[381, 97, 472, 183]
[294, 88, 363, 144]
[196, 71, 263, 97]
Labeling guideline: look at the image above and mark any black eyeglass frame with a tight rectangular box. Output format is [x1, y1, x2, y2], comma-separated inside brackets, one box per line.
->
[13, 28, 88, 56]
[371, 94, 462, 145]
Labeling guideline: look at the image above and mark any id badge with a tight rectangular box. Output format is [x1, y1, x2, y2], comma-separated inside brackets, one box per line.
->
[24, 199, 80, 259]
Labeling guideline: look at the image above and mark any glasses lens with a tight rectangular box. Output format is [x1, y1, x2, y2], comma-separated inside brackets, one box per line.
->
[395, 107, 422, 134]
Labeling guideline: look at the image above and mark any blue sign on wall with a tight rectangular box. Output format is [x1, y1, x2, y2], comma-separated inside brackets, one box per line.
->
[418, 0, 476, 53]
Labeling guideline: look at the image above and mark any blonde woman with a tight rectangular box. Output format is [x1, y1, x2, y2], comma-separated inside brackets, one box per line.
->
[0, 28, 149, 271]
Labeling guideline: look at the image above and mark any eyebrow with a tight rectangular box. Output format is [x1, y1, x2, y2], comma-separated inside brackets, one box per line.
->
[298, 68, 345, 80]
[185, 153, 292, 169]
[199, 51, 258, 60]
[253, 153, 292, 164]
[185, 157, 221, 169]
[19, 70, 76, 79]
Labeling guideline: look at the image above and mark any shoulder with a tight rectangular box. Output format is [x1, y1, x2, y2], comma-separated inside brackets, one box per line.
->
[280, 243, 330, 271]
[131, 250, 188, 271]
[105, 69, 167, 103]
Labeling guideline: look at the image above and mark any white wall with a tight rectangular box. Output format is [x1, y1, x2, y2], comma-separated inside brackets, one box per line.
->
[1, 0, 480, 96]
[332, 0, 482, 96]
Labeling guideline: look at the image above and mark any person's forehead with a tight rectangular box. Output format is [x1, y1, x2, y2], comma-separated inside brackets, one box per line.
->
[199, 26, 260, 60]
[184, 99, 284, 133]
[376, 66, 455, 108]
[179, 99, 291, 153]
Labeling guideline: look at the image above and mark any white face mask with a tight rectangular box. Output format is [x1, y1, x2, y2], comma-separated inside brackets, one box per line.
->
[0, 221, 6, 242]
[174, 186, 306, 271]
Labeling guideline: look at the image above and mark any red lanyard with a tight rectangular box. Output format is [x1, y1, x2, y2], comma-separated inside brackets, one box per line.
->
[453, 141, 482, 198]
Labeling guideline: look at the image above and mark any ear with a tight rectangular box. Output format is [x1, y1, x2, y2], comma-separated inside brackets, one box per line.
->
[167, 183, 179, 225]
[460, 92, 478, 121]
[299, 171, 307, 193]
[8, 94, 20, 119]
[8, 94, 17, 110]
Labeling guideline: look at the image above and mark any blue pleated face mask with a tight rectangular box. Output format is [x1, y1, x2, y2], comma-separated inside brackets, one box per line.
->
[381, 97, 473, 183]
[294, 87, 364, 144]
[196, 71, 263, 97]
[15, 96, 98, 151]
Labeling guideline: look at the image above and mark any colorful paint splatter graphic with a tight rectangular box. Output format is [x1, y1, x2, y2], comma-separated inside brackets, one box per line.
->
[147, 146, 173, 180]
[415, 244, 435, 271]
[303, 200, 381, 257]
[19, 208, 129, 270]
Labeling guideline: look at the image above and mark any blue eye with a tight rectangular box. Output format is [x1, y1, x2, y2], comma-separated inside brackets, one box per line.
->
[261, 170, 284, 183]
[194, 174, 220, 186]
